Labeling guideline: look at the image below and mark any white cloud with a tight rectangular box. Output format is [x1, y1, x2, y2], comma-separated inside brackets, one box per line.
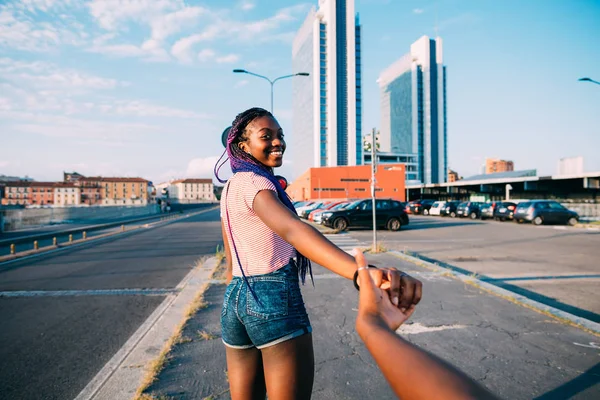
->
[216, 54, 240, 64]
[0, 161, 10, 168]
[413, 8, 424, 14]
[87, 0, 180, 31]
[197, 48, 216, 62]
[170, 26, 221, 63]
[149, 6, 205, 42]
[241, 1, 255, 11]
[103, 100, 209, 119]
[0, 58, 125, 91]
[186, 156, 222, 178]
[234, 80, 249, 88]
[0, 2, 86, 52]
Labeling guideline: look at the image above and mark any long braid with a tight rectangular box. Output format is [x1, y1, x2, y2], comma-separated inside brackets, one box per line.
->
[214, 108, 313, 293]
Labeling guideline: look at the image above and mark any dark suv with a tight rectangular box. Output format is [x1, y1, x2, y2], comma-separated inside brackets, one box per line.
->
[321, 199, 409, 231]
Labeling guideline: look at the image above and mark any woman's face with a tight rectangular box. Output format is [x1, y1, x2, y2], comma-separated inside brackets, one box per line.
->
[239, 115, 286, 168]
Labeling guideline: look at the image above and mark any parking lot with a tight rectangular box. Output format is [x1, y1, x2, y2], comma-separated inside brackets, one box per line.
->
[346, 215, 600, 323]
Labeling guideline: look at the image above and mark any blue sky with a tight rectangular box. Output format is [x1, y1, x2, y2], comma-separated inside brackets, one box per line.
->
[1, 0, 599, 185]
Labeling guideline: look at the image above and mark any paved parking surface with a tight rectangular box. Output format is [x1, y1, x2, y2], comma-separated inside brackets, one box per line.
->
[348, 215, 600, 322]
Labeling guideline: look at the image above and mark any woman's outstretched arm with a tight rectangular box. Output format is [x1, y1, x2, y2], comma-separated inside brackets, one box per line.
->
[253, 190, 422, 311]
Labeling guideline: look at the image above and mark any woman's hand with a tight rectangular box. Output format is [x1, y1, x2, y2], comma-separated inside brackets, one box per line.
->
[354, 250, 421, 332]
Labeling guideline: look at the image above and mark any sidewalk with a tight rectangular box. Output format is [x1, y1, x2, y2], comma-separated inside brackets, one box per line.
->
[139, 240, 600, 400]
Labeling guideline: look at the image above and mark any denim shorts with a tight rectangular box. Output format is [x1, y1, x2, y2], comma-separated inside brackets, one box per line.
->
[221, 261, 312, 349]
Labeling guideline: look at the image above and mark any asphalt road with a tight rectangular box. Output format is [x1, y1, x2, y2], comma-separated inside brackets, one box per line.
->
[0, 208, 222, 400]
[143, 235, 600, 400]
[349, 215, 600, 323]
[0, 211, 190, 256]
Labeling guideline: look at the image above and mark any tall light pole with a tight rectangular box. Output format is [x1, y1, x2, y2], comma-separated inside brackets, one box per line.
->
[233, 69, 310, 113]
[579, 77, 600, 86]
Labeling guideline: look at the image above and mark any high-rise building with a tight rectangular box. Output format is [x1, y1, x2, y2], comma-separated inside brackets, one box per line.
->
[292, 0, 362, 179]
[485, 158, 514, 174]
[378, 35, 447, 184]
[557, 156, 584, 176]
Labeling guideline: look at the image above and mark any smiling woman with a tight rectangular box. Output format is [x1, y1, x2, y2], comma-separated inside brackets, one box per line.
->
[214, 107, 422, 399]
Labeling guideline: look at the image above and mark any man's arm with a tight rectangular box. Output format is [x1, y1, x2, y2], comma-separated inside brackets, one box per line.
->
[358, 319, 498, 400]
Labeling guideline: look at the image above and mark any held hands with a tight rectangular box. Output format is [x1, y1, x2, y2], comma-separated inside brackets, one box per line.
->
[354, 249, 422, 332]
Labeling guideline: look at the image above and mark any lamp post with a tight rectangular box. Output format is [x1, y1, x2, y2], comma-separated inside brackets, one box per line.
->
[233, 69, 310, 113]
[578, 77, 600, 86]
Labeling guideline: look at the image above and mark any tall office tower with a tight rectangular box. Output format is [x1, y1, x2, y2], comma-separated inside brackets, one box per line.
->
[292, 0, 362, 179]
[378, 35, 447, 184]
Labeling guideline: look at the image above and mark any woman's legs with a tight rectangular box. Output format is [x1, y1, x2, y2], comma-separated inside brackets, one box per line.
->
[260, 333, 315, 400]
[225, 346, 267, 400]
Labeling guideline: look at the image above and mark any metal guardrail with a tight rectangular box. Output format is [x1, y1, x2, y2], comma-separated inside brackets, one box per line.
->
[0, 212, 171, 247]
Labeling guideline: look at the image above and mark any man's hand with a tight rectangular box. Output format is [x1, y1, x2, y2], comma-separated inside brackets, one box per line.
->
[355, 250, 420, 332]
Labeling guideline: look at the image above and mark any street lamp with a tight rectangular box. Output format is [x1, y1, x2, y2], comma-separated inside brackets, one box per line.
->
[578, 77, 600, 85]
[233, 69, 310, 113]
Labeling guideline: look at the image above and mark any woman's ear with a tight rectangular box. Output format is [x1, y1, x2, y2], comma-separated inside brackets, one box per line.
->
[239, 142, 249, 154]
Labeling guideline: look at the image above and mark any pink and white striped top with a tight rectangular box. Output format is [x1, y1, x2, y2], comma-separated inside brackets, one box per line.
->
[221, 171, 295, 276]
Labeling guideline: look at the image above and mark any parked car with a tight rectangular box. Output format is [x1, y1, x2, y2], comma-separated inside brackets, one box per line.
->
[493, 202, 517, 221]
[313, 202, 351, 224]
[295, 201, 316, 216]
[479, 202, 497, 220]
[456, 202, 483, 219]
[407, 199, 436, 215]
[429, 201, 446, 216]
[441, 201, 460, 217]
[321, 199, 409, 231]
[300, 201, 331, 219]
[308, 201, 345, 221]
[514, 200, 579, 226]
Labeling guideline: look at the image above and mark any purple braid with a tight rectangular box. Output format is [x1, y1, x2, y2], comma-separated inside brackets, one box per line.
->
[214, 108, 313, 293]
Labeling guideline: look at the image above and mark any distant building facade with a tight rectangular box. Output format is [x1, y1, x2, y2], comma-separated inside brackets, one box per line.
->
[54, 183, 81, 207]
[1, 182, 31, 206]
[30, 182, 56, 206]
[378, 35, 447, 184]
[159, 178, 215, 203]
[485, 158, 514, 174]
[101, 178, 149, 206]
[557, 156, 584, 176]
[292, 0, 362, 179]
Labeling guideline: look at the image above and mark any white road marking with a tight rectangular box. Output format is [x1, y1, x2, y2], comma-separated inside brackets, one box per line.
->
[573, 342, 600, 350]
[397, 322, 466, 335]
[0, 288, 178, 297]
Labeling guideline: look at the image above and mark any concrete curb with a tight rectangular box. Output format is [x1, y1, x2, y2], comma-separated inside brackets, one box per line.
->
[74, 256, 219, 400]
[390, 250, 600, 337]
[0, 207, 217, 266]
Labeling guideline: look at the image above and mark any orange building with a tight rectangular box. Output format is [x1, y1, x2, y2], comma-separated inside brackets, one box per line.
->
[287, 164, 406, 202]
[485, 158, 514, 174]
[31, 182, 56, 206]
[77, 177, 103, 206]
[100, 177, 149, 205]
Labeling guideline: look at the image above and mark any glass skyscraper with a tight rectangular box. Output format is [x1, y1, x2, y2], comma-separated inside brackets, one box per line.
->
[378, 36, 447, 184]
[292, 0, 362, 179]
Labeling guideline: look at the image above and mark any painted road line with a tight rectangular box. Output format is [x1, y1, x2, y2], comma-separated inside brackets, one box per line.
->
[0, 289, 178, 298]
[391, 251, 600, 336]
[74, 257, 219, 400]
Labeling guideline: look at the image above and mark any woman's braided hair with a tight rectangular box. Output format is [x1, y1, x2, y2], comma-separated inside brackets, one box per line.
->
[214, 107, 313, 287]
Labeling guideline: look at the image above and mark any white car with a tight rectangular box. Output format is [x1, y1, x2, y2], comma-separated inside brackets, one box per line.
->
[429, 201, 446, 216]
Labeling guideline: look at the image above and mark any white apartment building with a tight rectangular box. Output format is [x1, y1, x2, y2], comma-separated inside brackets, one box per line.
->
[54, 184, 81, 207]
[159, 179, 215, 203]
